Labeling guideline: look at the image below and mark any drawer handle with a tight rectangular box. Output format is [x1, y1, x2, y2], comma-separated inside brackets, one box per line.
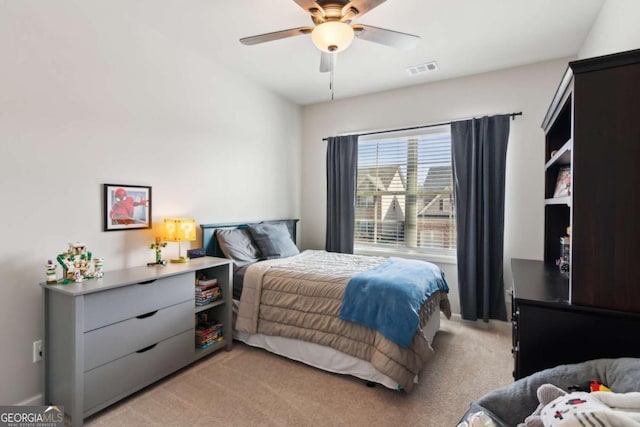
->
[136, 343, 158, 354]
[137, 279, 157, 285]
[136, 310, 158, 319]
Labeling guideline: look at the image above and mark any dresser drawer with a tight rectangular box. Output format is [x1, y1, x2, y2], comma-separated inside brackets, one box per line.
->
[83, 329, 193, 413]
[83, 273, 194, 331]
[84, 300, 193, 371]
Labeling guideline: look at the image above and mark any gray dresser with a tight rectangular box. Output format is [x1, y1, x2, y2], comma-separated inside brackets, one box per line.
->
[40, 256, 232, 426]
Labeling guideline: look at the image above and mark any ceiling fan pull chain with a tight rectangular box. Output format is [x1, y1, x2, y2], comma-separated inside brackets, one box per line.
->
[330, 54, 335, 100]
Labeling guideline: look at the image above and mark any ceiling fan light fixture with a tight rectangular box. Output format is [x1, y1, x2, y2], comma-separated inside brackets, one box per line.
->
[311, 21, 354, 53]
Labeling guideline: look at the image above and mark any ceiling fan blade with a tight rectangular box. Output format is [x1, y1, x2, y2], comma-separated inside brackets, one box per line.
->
[353, 24, 420, 50]
[240, 27, 313, 46]
[319, 52, 337, 73]
[342, 0, 387, 18]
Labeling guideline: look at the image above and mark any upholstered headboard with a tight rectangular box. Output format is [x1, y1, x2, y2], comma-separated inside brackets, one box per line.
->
[200, 219, 299, 258]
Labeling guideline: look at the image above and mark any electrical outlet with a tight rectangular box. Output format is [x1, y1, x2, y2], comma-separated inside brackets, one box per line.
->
[33, 340, 43, 363]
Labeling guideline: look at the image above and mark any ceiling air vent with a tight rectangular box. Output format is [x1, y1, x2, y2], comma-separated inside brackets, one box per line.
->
[406, 61, 438, 75]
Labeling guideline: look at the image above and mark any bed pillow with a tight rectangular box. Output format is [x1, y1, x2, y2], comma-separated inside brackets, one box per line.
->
[247, 222, 299, 259]
[215, 228, 260, 267]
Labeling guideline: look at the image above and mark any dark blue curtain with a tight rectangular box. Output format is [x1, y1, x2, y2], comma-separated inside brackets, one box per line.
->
[451, 115, 510, 321]
[326, 135, 359, 253]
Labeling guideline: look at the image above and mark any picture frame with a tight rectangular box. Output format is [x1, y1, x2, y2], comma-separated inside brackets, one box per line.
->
[553, 166, 571, 198]
[103, 184, 152, 231]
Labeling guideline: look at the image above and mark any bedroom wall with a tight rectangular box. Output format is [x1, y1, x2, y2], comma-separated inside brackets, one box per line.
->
[0, 2, 301, 406]
[300, 58, 571, 315]
[578, 0, 640, 59]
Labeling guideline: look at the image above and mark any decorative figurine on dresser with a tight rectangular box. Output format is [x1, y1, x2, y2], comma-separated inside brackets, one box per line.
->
[48, 242, 104, 284]
[148, 237, 168, 266]
[45, 260, 57, 283]
[93, 257, 104, 279]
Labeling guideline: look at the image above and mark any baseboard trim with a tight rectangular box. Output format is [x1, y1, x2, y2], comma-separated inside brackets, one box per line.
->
[448, 312, 510, 328]
[17, 394, 43, 406]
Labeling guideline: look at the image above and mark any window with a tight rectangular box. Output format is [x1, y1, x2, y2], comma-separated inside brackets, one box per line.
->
[355, 125, 456, 254]
[356, 195, 375, 208]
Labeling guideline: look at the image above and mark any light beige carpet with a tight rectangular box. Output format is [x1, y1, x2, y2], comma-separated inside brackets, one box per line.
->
[85, 316, 512, 426]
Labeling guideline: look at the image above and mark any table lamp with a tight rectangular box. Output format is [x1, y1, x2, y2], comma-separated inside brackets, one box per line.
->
[163, 218, 196, 263]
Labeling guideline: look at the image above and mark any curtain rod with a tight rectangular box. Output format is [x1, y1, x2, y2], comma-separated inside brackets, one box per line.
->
[321, 112, 522, 141]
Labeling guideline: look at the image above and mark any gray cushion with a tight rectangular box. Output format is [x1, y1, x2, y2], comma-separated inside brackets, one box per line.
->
[247, 222, 299, 259]
[461, 358, 640, 427]
[215, 229, 260, 267]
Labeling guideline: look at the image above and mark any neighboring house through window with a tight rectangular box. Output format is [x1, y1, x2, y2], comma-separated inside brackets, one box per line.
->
[354, 125, 456, 255]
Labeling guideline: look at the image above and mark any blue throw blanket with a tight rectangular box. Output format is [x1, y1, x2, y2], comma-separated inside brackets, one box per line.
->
[339, 257, 449, 348]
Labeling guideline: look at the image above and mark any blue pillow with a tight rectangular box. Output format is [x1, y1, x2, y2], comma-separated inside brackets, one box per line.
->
[247, 222, 299, 259]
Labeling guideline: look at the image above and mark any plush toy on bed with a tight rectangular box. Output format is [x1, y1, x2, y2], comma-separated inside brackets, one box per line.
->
[517, 384, 567, 427]
[568, 379, 612, 393]
[518, 383, 640, 427]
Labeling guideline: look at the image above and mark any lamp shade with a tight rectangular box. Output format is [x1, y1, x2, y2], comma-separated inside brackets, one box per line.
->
[163, 218, 196, 242]
[311, 21, 354, 53]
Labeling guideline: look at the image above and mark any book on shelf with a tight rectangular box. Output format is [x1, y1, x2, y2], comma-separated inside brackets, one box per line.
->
[196, 336, 224, 349]
[195, 276, 221, 305]
[195, 285, 221, 306]
[196, 319, 222, 332]
[195, 317, 224, 349]
[197, 277, 218, 288]
[196, 300, 220, 307]
[196, 332, 223, 342]
[195, 286, 219, 295]
[196, 290, 220, 298]
[196, 296, 220, 302]
[196, 295, 219, 300]
[196, 333, 222, 342]
[553, 166, 571, 198]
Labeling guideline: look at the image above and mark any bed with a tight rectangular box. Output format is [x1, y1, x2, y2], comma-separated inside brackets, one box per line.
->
[201, 219, 451, 392]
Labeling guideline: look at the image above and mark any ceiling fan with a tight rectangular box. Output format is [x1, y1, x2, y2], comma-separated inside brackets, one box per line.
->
[239, 0, 420, 74]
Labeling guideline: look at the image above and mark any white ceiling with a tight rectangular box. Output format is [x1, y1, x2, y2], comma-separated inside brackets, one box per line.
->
[127, 0, 605, 106]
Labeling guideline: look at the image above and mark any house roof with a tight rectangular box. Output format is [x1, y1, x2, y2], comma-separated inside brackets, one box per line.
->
[357, 165, 405, 192]
[422, 166, 453, 192]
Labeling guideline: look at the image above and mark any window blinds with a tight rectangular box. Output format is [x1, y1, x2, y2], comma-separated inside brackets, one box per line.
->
[355, 126, 456, 251]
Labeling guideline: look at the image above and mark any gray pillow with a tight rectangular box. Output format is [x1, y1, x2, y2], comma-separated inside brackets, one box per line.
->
[247, 222, 299, 259]
[215, 229, 260, 267]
